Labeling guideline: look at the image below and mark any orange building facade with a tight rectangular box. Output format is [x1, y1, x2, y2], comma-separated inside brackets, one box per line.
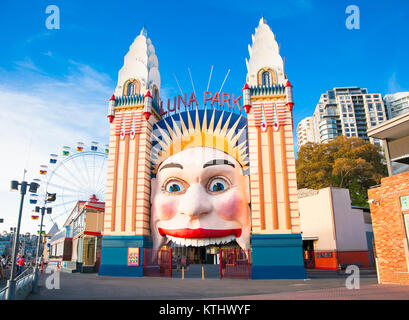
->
[368, 172, 409, 285]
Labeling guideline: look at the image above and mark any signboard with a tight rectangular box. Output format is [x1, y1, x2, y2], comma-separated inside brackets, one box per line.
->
[159, 91, 243, 119]
[316, 252, 333, 258]
[400, 195, 409, 211]
[127, 247, 140, 267]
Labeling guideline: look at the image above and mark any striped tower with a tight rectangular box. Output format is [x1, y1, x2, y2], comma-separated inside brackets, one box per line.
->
[99, 27, 161, 276]
[244, 17, 305, 279]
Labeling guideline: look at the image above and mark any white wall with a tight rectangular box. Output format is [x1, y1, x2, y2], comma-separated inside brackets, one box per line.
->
[298, 188, 337, 251]
[331, 188, 369, 252]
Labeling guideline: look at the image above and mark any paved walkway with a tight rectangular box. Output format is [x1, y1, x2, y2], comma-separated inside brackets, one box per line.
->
[25, 267, 409, 300]
[215, 284, 409, 300]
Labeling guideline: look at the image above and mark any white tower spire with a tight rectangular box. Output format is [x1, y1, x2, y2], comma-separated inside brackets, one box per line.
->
[246, 17, 285, 87]
[114, 27, 161, 98]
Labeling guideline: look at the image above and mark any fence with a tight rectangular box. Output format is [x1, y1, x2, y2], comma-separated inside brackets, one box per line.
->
[143, 249, 172, 277]
[219, 248, 251, 279]
[0, 266, 34, 300]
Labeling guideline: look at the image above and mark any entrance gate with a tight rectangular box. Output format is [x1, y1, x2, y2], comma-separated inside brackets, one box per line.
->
[219, 248, 251, 279]
[143, 249, 172, 277]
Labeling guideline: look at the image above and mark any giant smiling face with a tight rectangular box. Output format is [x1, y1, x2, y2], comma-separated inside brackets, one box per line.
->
[150, 146, 251, 250]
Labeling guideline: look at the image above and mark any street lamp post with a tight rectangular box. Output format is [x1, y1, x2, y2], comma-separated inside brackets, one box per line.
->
[6, 180, 39, 300]
[32, 193, 55, 293]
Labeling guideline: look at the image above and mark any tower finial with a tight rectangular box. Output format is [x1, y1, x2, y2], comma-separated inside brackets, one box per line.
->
[141, 25, 148, 37]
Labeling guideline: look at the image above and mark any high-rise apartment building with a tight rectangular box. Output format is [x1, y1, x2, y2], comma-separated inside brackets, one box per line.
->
[297, 87, 387, 148]
[384, 92, 409, 119]
[296, 116, 317, 148]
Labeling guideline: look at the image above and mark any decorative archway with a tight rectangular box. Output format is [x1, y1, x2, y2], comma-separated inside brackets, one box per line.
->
[257, 68, 277, 87]
[123, 79, 140, 96]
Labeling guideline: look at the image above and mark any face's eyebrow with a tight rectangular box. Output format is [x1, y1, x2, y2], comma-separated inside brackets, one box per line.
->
[203, 159, 235, 169]
[159, 162, 184, 172]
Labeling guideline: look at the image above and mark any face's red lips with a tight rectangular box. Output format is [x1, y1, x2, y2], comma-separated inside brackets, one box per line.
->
[158, 228, 242, 239]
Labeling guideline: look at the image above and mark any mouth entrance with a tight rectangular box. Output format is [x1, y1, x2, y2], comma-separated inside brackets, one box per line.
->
[158, 227, 242, 239]
[165, 235, 236, 247]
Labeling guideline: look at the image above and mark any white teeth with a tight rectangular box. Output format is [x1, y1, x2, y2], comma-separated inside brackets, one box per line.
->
[166, 235, 235, 247]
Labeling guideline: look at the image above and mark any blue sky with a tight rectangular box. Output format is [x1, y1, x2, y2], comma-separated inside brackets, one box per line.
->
[1, 0, 408, 234]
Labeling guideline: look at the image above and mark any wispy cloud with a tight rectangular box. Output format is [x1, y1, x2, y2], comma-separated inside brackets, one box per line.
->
[0, 61, 114, 233]
[387, 72, 406, 93]
[14, 57, 41, 72]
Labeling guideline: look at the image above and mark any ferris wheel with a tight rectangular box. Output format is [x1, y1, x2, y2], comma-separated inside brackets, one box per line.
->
[30, 141, 109, 229]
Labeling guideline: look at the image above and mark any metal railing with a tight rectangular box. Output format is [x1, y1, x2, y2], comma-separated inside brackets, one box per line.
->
[0, 265, 34, 300]
[0, 284, 8, 300]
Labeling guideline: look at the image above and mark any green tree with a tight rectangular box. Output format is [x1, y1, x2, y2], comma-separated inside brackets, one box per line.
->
[296, 136, 387, 206]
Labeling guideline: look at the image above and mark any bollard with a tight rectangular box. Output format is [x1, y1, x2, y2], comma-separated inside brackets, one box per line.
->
[182, 267, 184, 280]
[202, 266, 204, 280]
[40, 261, 44, 274]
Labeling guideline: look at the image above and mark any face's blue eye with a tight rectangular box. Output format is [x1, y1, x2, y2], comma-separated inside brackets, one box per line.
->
[208, 178, 229, 193]
[212, 183, 224, 192]
[168, 184, 181, 192]
[164, 180, 185, 194]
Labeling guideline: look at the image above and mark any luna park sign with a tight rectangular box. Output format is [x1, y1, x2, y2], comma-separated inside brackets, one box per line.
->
[159, 91, 243, 117]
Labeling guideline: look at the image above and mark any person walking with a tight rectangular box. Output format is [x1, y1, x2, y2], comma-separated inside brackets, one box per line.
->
[176, 255, 181, 271]
[16, 254, 25, 276]
[0, 254, 5, 280]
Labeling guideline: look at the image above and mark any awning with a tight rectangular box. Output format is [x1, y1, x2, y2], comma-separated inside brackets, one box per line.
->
[302, 236, 319, 241]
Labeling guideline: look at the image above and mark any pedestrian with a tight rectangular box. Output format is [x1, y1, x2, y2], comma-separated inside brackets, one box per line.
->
[16, 255, 25, 276]
[176, 255, 181, 271]
[0, 254, 5, 280]
[1, 255, 6, 268]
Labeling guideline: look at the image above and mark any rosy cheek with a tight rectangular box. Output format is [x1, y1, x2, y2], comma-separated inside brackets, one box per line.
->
[215, 193, 247, 221]
[156, 196, 179, 221]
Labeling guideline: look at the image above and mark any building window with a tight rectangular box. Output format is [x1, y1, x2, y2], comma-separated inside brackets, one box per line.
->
[152, 86, 159, 105]
[124, 79, 139, 96]
[128, 82, 135, 95]
[257, 68, 276, 86]
[262, 71, 271, 87]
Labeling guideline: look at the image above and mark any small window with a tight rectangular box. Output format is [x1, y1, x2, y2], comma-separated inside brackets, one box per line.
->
[262, 71, 271, 87]
[153, 86, 159, 105]
[127, 82, 135, 96]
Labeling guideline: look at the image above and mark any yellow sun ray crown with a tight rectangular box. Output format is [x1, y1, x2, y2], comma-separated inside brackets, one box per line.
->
[151, 108, 249, 174]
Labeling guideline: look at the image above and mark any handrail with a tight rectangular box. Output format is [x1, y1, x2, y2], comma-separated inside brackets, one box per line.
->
[15, 266, 33, 281]
[0, 265, 34, 300]
[0, 285, 8, 300]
